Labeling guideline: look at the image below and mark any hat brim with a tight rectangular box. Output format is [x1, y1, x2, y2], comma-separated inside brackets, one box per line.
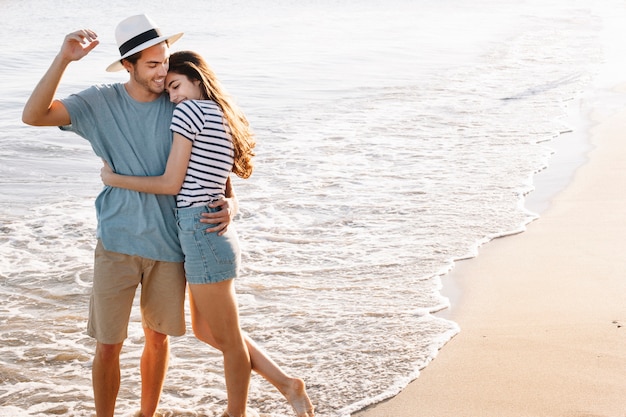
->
[106, 32, 184, 72]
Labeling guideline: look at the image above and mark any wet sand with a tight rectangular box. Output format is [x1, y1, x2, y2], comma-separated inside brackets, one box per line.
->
[354, 93, 626, 416]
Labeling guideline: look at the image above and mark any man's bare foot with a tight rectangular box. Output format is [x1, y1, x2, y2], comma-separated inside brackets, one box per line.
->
[283, 378, 315, 417]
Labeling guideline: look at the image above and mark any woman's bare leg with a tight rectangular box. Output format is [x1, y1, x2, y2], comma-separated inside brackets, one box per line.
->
[190, 291, 314, 417]
[188, 280, 251, 417]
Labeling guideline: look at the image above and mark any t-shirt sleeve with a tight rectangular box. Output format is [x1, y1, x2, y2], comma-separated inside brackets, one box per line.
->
[58, 84, 114, 141]
[170, 101, 202, 142]
[58, 87, 96, 134]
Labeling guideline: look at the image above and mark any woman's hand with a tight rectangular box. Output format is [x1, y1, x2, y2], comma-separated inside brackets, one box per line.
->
[100, 160, 115, 186]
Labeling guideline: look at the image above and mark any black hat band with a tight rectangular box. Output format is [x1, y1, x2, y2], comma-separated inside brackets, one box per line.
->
[119, 28, 162, 56]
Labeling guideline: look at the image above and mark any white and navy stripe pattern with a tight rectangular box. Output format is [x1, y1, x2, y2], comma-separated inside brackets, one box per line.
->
[170, 100, 234, 208]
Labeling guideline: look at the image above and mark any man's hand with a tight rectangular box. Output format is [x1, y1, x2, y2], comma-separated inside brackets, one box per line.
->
[60, 29, 99, 63]
[201, 198, 236, 236]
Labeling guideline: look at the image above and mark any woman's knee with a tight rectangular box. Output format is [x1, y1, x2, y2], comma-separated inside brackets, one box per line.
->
[206, 327, 245, 352]
[192, 324, 216, 347]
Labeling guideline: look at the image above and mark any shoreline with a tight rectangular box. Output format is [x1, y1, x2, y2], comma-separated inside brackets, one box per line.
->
[438, 97, 594, 323]
[352, 83, 626, 415]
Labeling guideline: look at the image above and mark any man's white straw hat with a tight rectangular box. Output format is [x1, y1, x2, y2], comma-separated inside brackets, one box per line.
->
[106, 14, 183, 72]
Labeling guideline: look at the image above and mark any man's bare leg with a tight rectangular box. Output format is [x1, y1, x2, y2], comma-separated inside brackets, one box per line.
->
[93, 341, 123, 417]
[139, 328, 170, 417]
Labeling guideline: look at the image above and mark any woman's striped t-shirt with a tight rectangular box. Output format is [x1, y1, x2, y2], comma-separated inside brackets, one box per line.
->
[170, 100, 234, 208]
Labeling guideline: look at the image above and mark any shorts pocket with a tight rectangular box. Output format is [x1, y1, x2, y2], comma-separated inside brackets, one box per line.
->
[196, 225, 239, 265]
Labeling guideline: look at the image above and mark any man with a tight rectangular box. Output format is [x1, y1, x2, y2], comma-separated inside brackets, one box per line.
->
[22, 14, 231, 417]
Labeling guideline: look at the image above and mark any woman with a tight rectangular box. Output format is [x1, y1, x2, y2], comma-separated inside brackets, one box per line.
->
[101, 51, 314, 417]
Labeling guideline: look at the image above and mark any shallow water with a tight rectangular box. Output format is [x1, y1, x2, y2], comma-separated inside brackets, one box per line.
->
[0, 0, 622, 415]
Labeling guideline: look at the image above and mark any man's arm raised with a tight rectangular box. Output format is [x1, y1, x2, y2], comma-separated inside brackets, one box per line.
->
[22, 29, 99, 126]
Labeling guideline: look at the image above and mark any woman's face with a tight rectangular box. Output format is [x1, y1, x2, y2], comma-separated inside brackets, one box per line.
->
[165, 72, 203, 104]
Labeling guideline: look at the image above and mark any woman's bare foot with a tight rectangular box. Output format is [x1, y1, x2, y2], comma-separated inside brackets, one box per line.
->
[221, 409, 259, 417]
[283, 378, 314, 417]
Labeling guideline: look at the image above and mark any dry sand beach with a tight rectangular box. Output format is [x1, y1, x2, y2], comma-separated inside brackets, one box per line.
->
[354, 89, 626, 416]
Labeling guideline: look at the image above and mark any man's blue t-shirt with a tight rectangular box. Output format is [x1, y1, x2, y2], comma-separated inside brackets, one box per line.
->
[60, 83, 183, 262]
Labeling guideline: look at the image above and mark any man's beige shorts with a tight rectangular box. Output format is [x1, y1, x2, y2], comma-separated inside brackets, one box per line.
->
[88, 240, 186, 344]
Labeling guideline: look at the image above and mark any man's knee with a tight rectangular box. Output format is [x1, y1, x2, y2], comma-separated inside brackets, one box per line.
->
[143, 327, 169, 350]
[95, 341, 123, 362]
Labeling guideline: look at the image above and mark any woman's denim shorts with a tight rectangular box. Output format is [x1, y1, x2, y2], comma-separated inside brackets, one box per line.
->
[175, 204, 241, 284]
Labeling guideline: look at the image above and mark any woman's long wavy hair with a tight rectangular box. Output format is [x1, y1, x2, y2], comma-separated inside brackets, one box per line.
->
[168, 51, 255, 178]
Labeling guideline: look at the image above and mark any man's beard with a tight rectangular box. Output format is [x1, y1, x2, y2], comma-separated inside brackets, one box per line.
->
[133, 68, 164, 95]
